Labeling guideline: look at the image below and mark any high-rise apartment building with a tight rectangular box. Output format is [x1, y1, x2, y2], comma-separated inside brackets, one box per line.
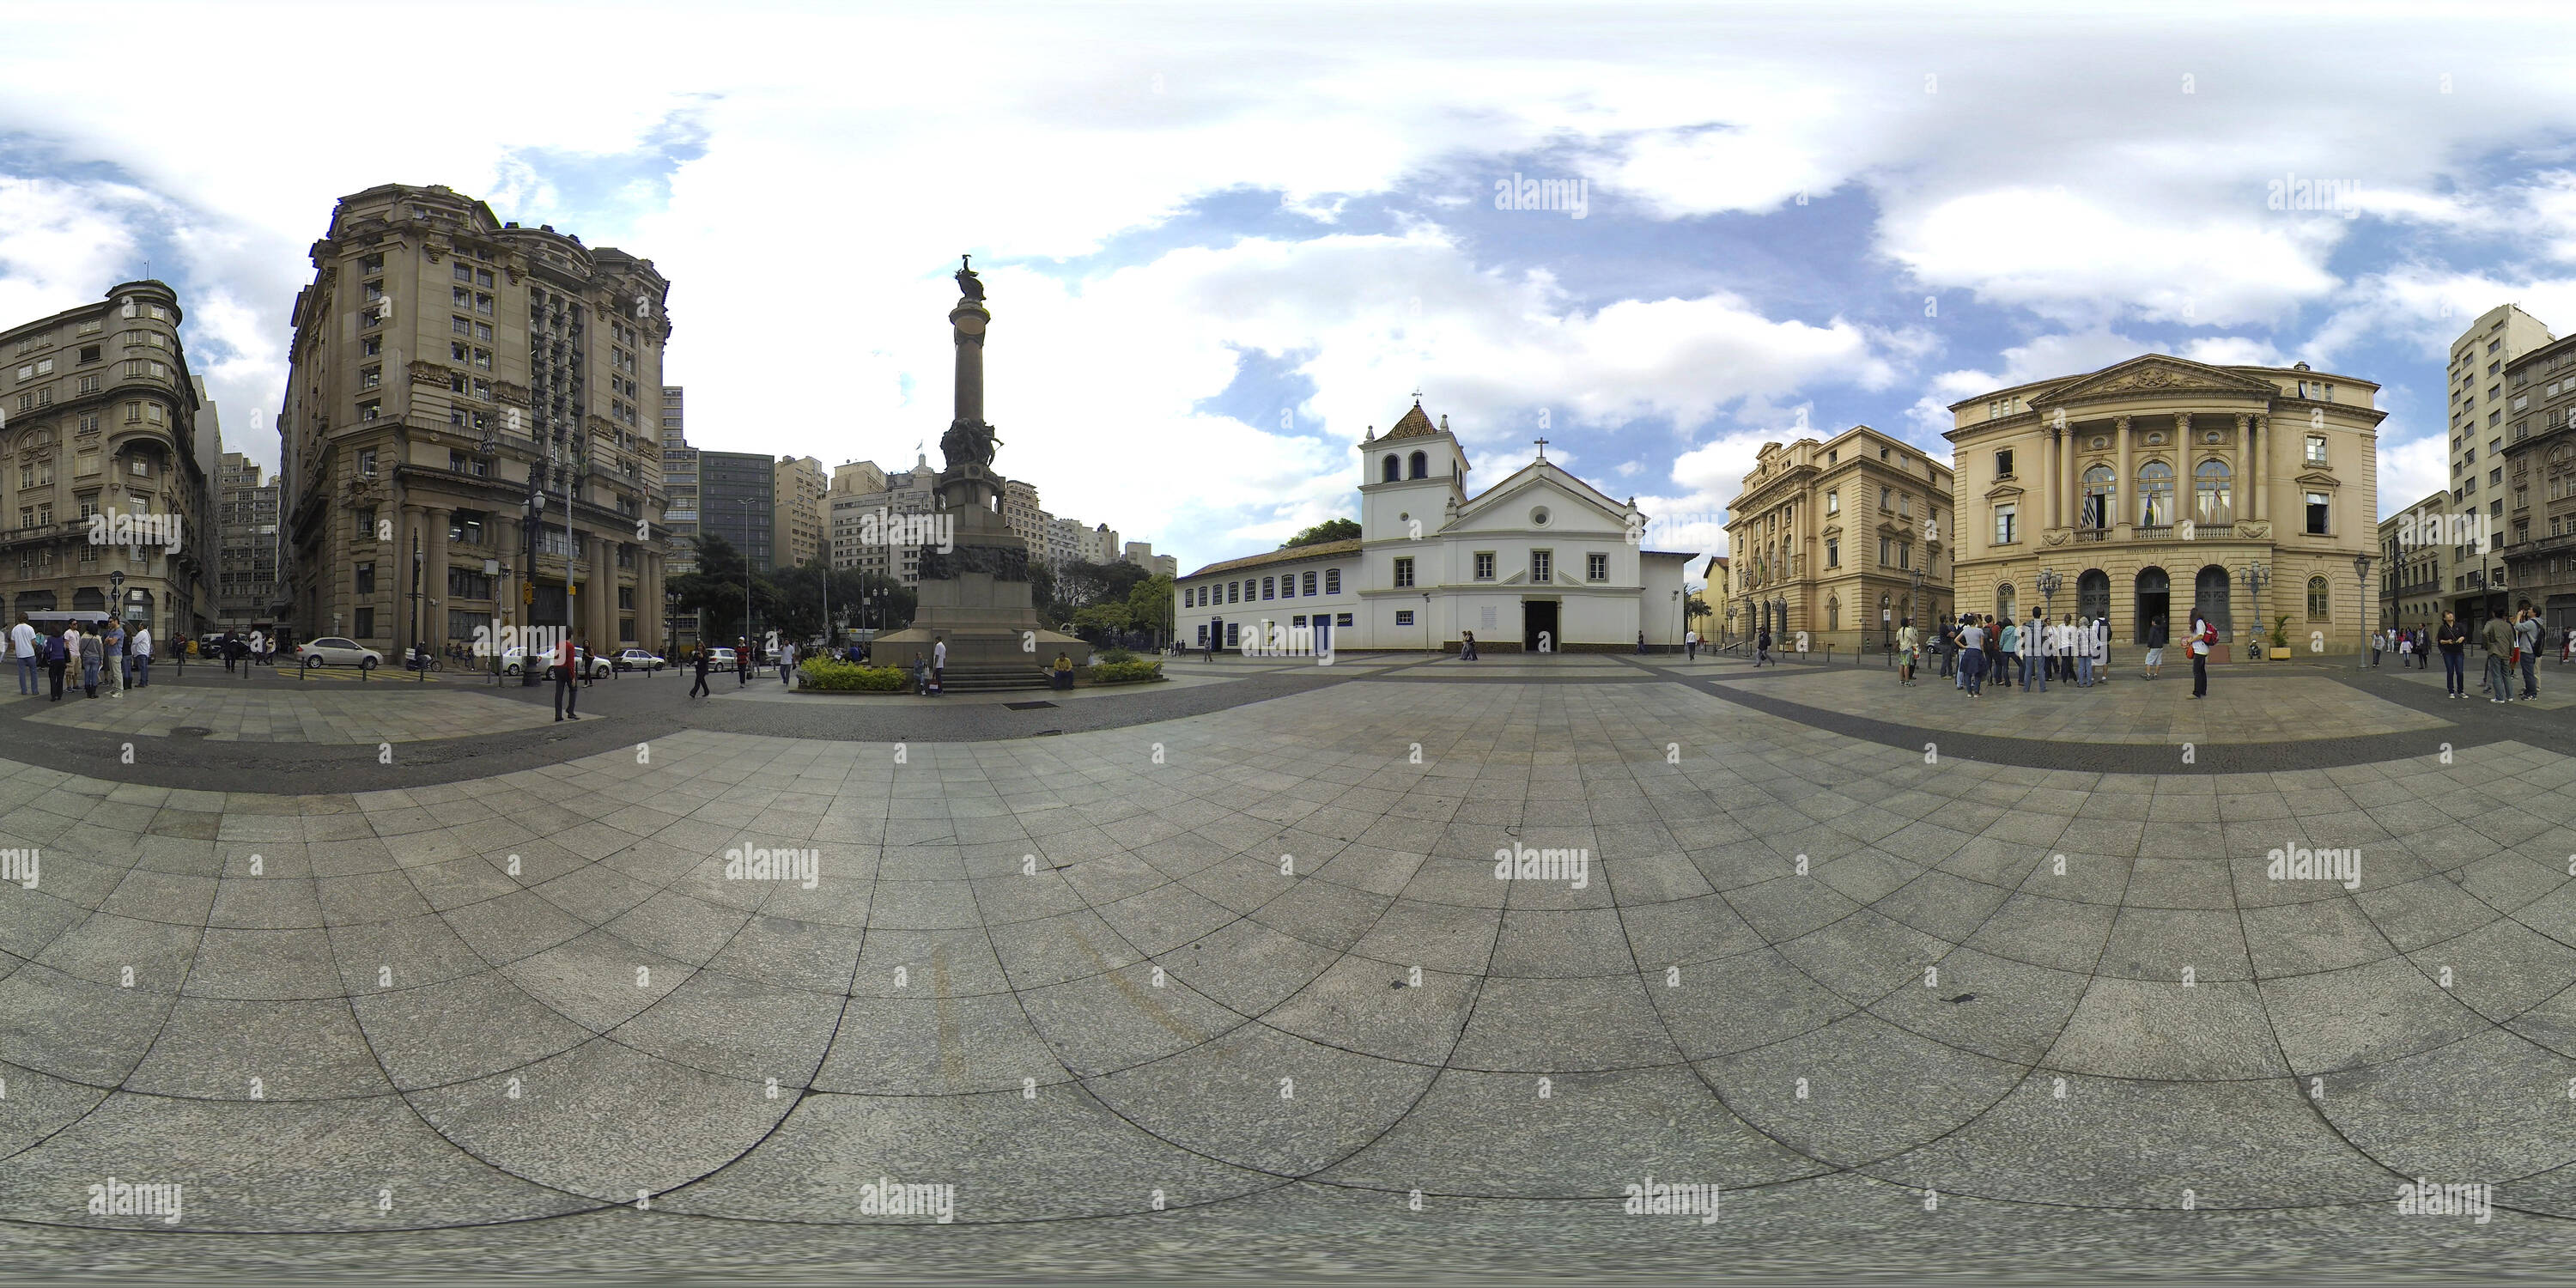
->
[1047, 516, 1084, 569]
[773, 454, 825, 569]
[279, 184, 671, 651]
[2447, 305, 2554, 620]
[660, 386, 696, 577]
[0, 281, 217, 635]
[216, 452, 281, 629]
[1002, 478, 1048, 553]
[698, 450, 775, 569]
[829, 453, 934, 583]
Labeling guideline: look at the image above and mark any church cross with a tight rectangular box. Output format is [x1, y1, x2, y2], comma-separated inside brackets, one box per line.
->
[1533, 437, 1549, 460]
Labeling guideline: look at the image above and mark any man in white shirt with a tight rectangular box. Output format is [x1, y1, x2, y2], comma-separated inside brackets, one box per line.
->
[10, 617, 34, 696]
[931, 637, 947, 696]
[2024, 612, 2048, 692]
[2090, 617, 2110, 683]
[131, 626, 152, 688]
[1684, 628, 1698, 661]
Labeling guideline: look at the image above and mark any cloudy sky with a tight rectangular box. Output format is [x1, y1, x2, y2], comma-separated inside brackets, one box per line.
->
[4, 1, 2573, 575]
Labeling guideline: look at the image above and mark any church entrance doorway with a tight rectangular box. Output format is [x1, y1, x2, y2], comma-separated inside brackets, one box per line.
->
[1522, 598, 1559, 653]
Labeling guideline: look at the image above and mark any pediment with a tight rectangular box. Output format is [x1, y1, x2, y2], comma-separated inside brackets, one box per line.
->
[2293, 469, 2340, 489]
[1454, 467, 1628, 533]
[1984, 483, 2026, 503]
[2045, 356, 2278, 403]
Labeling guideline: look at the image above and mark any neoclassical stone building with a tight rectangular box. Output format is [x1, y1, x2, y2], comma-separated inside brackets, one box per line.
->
[280, 184, 671, 653]
[1722, 425, 1953, 653]
[1947, 355, 2384, 658]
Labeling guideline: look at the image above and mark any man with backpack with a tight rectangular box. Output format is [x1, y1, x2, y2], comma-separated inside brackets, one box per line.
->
[2190, 614, 2216, 698]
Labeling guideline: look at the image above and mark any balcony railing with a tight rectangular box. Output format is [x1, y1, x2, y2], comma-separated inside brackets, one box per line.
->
[2133, 525, 2172, 541]
[2075, 526, 2109, 543]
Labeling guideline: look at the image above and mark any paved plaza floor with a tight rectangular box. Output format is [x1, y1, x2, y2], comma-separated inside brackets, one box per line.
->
[5, 659, 2576, 1280]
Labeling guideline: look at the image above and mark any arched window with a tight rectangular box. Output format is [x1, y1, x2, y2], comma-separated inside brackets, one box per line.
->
[2137, 461, 2175, 527]
[2081, 465, 2114, 528]
[1996, 583, 2016, 623]
[1827, 596, 1840, 630]
[1382, 455, 1400, 483]
[2194, 459, 2232, 527]
[1408, 451, 1428, 479]
[2306, 575, 2329, 620]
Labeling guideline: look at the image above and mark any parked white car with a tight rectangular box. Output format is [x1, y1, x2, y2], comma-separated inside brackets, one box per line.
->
[613, 648, 666, 672]
[499, 645, 612, 678]
[296, 637, 381, 671]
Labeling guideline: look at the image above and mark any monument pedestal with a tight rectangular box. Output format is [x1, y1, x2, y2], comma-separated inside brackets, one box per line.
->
[871, 464, 1090, 690]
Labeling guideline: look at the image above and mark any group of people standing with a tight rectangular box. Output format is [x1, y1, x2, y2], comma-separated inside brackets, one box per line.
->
[9, 617, 154, 702]
[2405, 608, 2557, 702]
[1893, 612, 2123, 696]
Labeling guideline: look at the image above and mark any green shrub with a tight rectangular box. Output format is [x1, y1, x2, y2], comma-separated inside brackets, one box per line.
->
[1086, 659, 1163, 684]
[1097, 646, 1139, 665]
[799, 659, 908, 691]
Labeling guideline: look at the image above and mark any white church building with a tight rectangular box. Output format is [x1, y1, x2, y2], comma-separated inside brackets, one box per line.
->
[1174, 401, 1699, 653]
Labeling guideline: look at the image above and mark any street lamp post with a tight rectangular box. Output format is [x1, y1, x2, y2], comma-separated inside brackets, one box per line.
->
[2354, 553, 2375, 669]
[738, 497, 756, 663]
[409, 525, 425, 683]
[522, 486, 545, 687]
[2239, 561, 2270, 661]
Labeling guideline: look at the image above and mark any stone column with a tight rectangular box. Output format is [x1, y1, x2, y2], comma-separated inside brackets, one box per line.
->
[592, 531, 616, 650]
[424, 507, 450, 652]
[2044, 425, 2061, 530]
[2115, 416, 2133, 528]
[2245, 413, 2264, 523]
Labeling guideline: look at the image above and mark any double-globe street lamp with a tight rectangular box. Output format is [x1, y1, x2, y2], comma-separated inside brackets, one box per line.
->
[2239, 561, 2270, 660]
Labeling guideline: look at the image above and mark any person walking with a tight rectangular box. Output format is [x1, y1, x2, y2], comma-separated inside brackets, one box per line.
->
[76, 625, 100, 698]
[9, 616, 33, 696]
[930, 636, 947, 695]
[2142, 616, 2167, 680]
[2089, 615, 2110, 685]
[1895, 618, 1919, 685]
[2074, 617, 2095, 688]
[690, 646, 712, 699]
[1755, 628, 1771, 667]
[779, 640, 797, 686]
[554, 633, 582, 720]
[131, 624, 151, 689]
[2438, 611, 2469, 697]
[42, 629, 67, 702]
[2023, 610, 2047, 692]
[2190, 614, 2215, 698]
[2517, 607, 2543, 700]
[1461, 630, 1479, 661]
[1940, 619, 1959, 684]
[1980, 615, 2002, 695]
[1684, 628, 1698, 661]
[2482, 607, 2515, 704]
[101, 622, 124, 698]
[1999, 617, 2020, 692]
[2396, 628, 2412, 671]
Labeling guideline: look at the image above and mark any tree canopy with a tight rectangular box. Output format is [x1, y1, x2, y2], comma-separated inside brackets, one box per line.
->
[1283, 518, 1359, 548]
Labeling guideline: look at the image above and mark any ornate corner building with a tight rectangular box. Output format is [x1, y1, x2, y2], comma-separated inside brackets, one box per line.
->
[280, 185, 671, 652]
[1947, 355, 2384, 656]
[1722, 425, 1953, 653]
[0, 282, 217, 633]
